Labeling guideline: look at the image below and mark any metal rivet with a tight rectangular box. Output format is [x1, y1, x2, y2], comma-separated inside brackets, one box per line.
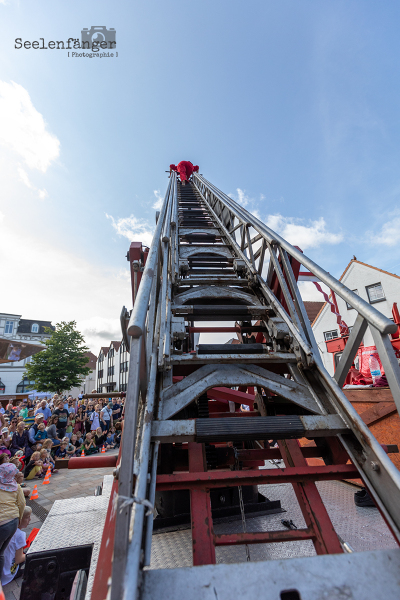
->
[371, 461, 380, 472]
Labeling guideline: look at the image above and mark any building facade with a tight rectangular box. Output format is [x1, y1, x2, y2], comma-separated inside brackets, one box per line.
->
[95, 340, 130, 393]
[0, 313, 54, 395]
[312, 259, 400, 376]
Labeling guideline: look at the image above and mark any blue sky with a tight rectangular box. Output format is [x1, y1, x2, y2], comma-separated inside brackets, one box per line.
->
[1, 0, 400, 351]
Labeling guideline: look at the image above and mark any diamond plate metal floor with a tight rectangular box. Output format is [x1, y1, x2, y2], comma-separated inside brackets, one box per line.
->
[149, 462, 399, 569]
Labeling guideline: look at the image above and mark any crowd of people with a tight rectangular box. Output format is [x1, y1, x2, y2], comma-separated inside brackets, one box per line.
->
[0, 392, 124, 587]
[0, 392, 124, 479]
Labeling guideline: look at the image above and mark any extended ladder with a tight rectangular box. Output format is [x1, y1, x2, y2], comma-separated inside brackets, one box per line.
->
[100, 173, 400, 600]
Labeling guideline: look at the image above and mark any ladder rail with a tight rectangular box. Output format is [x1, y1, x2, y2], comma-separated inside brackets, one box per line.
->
[193, 173, 400, 535]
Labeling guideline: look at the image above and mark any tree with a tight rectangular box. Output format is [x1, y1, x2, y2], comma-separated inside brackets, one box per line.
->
[25, 321, 91, 395]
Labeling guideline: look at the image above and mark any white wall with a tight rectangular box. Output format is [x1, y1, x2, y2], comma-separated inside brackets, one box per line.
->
[312, 262, 400, 376]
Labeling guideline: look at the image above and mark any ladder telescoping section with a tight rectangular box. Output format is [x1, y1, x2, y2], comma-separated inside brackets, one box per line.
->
[107, 172, 400, 600]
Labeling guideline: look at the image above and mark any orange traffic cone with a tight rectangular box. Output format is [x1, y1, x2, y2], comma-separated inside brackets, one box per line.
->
[30, 484, 39, 500]
[101, 445, 106, 453]
[81, 448, 85, 457]
[42, 467, 51, 485]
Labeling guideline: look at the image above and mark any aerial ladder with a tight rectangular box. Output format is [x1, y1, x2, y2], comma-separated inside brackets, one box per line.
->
[92, 172, 400, 600]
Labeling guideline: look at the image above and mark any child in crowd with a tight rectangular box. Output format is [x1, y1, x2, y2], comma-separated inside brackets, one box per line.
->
[39, 448, 57, 473]
[1, 506, 32, 586]
[83, 432, 97, 455]
[69, 434, 81, 455]
[55, 442, 68, 459]
[62, 437, 76, 457]
[24, 451, 43, 480]
[23, 408, 35, 428]
[10, 451, 25, 472]
[0, 427, 12, 457]
[34, 423, 48, 442]
[105, 430, 115, 449]
[94, 427, 107, 451]
[42, 438, 54, 459]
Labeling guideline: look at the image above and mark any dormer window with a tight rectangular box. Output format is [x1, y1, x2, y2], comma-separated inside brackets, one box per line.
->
[5, 321, 13, 335]
[31, 323, 39, 333]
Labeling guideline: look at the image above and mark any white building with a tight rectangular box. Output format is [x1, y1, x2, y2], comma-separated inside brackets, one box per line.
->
[0, 313, 54, 396]
[95, 340, 129, 394]
[312, 259, 400, 376]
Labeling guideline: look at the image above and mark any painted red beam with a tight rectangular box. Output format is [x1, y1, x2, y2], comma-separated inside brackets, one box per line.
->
[188, 327, 239, 333]
[156, 464, 359, 491]
[68, 455, 118, 469]
[207, 387, 255, 405]
[214, 528, 314, 546]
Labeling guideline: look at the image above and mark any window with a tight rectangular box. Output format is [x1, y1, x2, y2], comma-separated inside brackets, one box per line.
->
[98, 369, 104, 379]
[16, 377, 35, 393]
[366, 283, 386, 304]
[31, 323, 39, 333]
[108, 366, 114, 377]
[324, 330, 338, 341]
[346, 290, 358, 310]
[109, 348, 114, 358]
[120, 361, 128, 373]
[120, 383, 127, 392]
[4, 321, 13, 335]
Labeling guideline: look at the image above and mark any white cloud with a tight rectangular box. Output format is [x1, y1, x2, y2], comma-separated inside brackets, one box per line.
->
[0, 214, 131, 353]
[152, 189, 163, 210]
[236, 188, 250, 207]
[106, 213, 154, 248]
[372, 214, 400, 247]
[0, 80, 60, 172]
[265, 214, 343, 249]
[17, 166, 48, 200]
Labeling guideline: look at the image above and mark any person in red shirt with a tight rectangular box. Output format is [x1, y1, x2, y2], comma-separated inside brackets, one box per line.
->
[169, 161, 199, 185]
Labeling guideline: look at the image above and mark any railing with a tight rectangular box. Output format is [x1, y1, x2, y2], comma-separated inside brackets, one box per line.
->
[192, 173, 400, 542]
[111, 173, 177, 600]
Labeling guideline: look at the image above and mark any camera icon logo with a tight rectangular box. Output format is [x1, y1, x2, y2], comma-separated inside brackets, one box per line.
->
[81, 26, 116, 47]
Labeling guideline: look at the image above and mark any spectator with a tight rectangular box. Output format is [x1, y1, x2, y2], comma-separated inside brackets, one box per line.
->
[24, 452, 43, 480]
[1, 506, 32, 585]
[8, 418, 18, 436]
[0, 428, 12, 457]
[61, 437, 75, 458]
[35, 400, 51, 423]
[28, 414, 45, 445]
[45, 416, 61, 447]
[18, 402, 28, 419]
[34, 423, 48, 442]
[11, 423, 31, 458]
[52, 401, 69, 438]
[112, 399, 121, 421]
[66, 413, 75, 439]
[100, 403, 113, 433]
[83, 433, 97, 455]
[105, 430, 115, 449]
[23, 409, 35, 428]
[94, 427, 107, 450]
[69, 434, 81, 455]
[0, 454, 9, 466]
[90, 405, 101, 432]
[4, 405, 16, 420]
[74, 407, 86, 435]
[0, 463, 26, 573]
[55, 442, 68, 459]
[39, 448, 57, 473]
[114, 422, 122, 448]
[67, 399, 76, 414]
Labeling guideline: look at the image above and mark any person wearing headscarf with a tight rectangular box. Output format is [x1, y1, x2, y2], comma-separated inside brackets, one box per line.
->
[0, 463, 26, 573]
[169, 161, 199, 185]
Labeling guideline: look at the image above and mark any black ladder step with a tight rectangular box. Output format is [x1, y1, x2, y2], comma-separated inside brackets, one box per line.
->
[196, 416, 305, 443]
